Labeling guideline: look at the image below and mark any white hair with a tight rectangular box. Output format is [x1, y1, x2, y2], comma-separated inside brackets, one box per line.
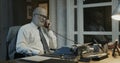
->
[33, 7, 47, 16]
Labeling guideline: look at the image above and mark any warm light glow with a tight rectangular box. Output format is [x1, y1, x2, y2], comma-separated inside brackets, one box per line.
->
[111, 14, 120, 21]
[111, 0, 120, 21]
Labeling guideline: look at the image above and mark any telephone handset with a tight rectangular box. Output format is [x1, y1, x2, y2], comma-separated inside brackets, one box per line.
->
[44, 20, 50, 30]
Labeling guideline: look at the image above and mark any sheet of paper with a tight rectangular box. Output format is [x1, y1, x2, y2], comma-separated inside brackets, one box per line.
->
[20, 56, 53, 62]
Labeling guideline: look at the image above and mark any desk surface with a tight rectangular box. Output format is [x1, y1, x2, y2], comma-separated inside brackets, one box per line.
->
[1, 56, 77, 63]
[78, 50, 120, 63]
[1, 50, 120, 63]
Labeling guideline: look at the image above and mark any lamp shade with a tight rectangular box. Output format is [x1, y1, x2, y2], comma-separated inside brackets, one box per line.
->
[111, 0, 120, 21]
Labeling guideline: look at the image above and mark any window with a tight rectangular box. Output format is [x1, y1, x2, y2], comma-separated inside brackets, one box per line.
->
[84, 6, 112, 31]
[83, 0, 112, 43]
[69, 0, 114, 45]
[65, 0, 119, 47]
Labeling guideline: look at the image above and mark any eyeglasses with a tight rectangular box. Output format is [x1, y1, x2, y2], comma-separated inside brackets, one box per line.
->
[34, 14, 48, 20]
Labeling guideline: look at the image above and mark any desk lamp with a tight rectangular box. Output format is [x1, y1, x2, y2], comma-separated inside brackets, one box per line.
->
[112, 0, 120, 20]
[111, 0, 120, 57]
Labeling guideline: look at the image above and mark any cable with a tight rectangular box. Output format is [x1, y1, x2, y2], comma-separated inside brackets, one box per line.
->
[51, 29, 79, 44]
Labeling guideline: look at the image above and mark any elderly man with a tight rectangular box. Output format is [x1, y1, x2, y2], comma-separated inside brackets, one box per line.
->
[16, 7, 57, 57]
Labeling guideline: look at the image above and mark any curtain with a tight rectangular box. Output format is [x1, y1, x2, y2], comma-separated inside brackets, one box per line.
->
[0, 0, 13, 60]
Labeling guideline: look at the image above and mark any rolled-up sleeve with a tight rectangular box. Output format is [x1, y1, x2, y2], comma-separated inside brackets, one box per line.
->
[48, 30, 57, 49]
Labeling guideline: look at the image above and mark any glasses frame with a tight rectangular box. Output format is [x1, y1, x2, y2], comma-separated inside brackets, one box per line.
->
[34, 14, 49, 22]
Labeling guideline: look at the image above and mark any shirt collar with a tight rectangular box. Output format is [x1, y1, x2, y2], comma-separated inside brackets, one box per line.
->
[30, 22, 45, 31]
[30, 22, 38, 29]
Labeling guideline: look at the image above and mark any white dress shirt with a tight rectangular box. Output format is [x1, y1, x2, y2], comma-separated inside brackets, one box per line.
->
[16, 22, 57, 55]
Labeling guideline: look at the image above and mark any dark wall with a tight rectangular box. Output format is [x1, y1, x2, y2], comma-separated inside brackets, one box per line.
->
[0, 0, 13, 60]
[12, 0, 49, 25]
[13, 0, 28, 26]
[0, 0, 26, 60]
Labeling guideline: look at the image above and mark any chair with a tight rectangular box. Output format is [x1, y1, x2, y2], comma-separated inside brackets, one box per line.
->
[6, 26, 21, 60]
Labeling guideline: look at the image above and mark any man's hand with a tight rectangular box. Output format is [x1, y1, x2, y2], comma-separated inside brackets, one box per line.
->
[44, 20, 50, 30]
[38, 51, 44, 55]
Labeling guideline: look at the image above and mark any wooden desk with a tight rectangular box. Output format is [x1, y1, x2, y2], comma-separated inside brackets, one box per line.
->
[1, 50, 120, 63]
[78, 50, 120, 63]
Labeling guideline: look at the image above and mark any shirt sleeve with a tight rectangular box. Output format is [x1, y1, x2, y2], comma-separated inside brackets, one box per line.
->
[16, 27, 40, 55]
[48, 30, 57, 49]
